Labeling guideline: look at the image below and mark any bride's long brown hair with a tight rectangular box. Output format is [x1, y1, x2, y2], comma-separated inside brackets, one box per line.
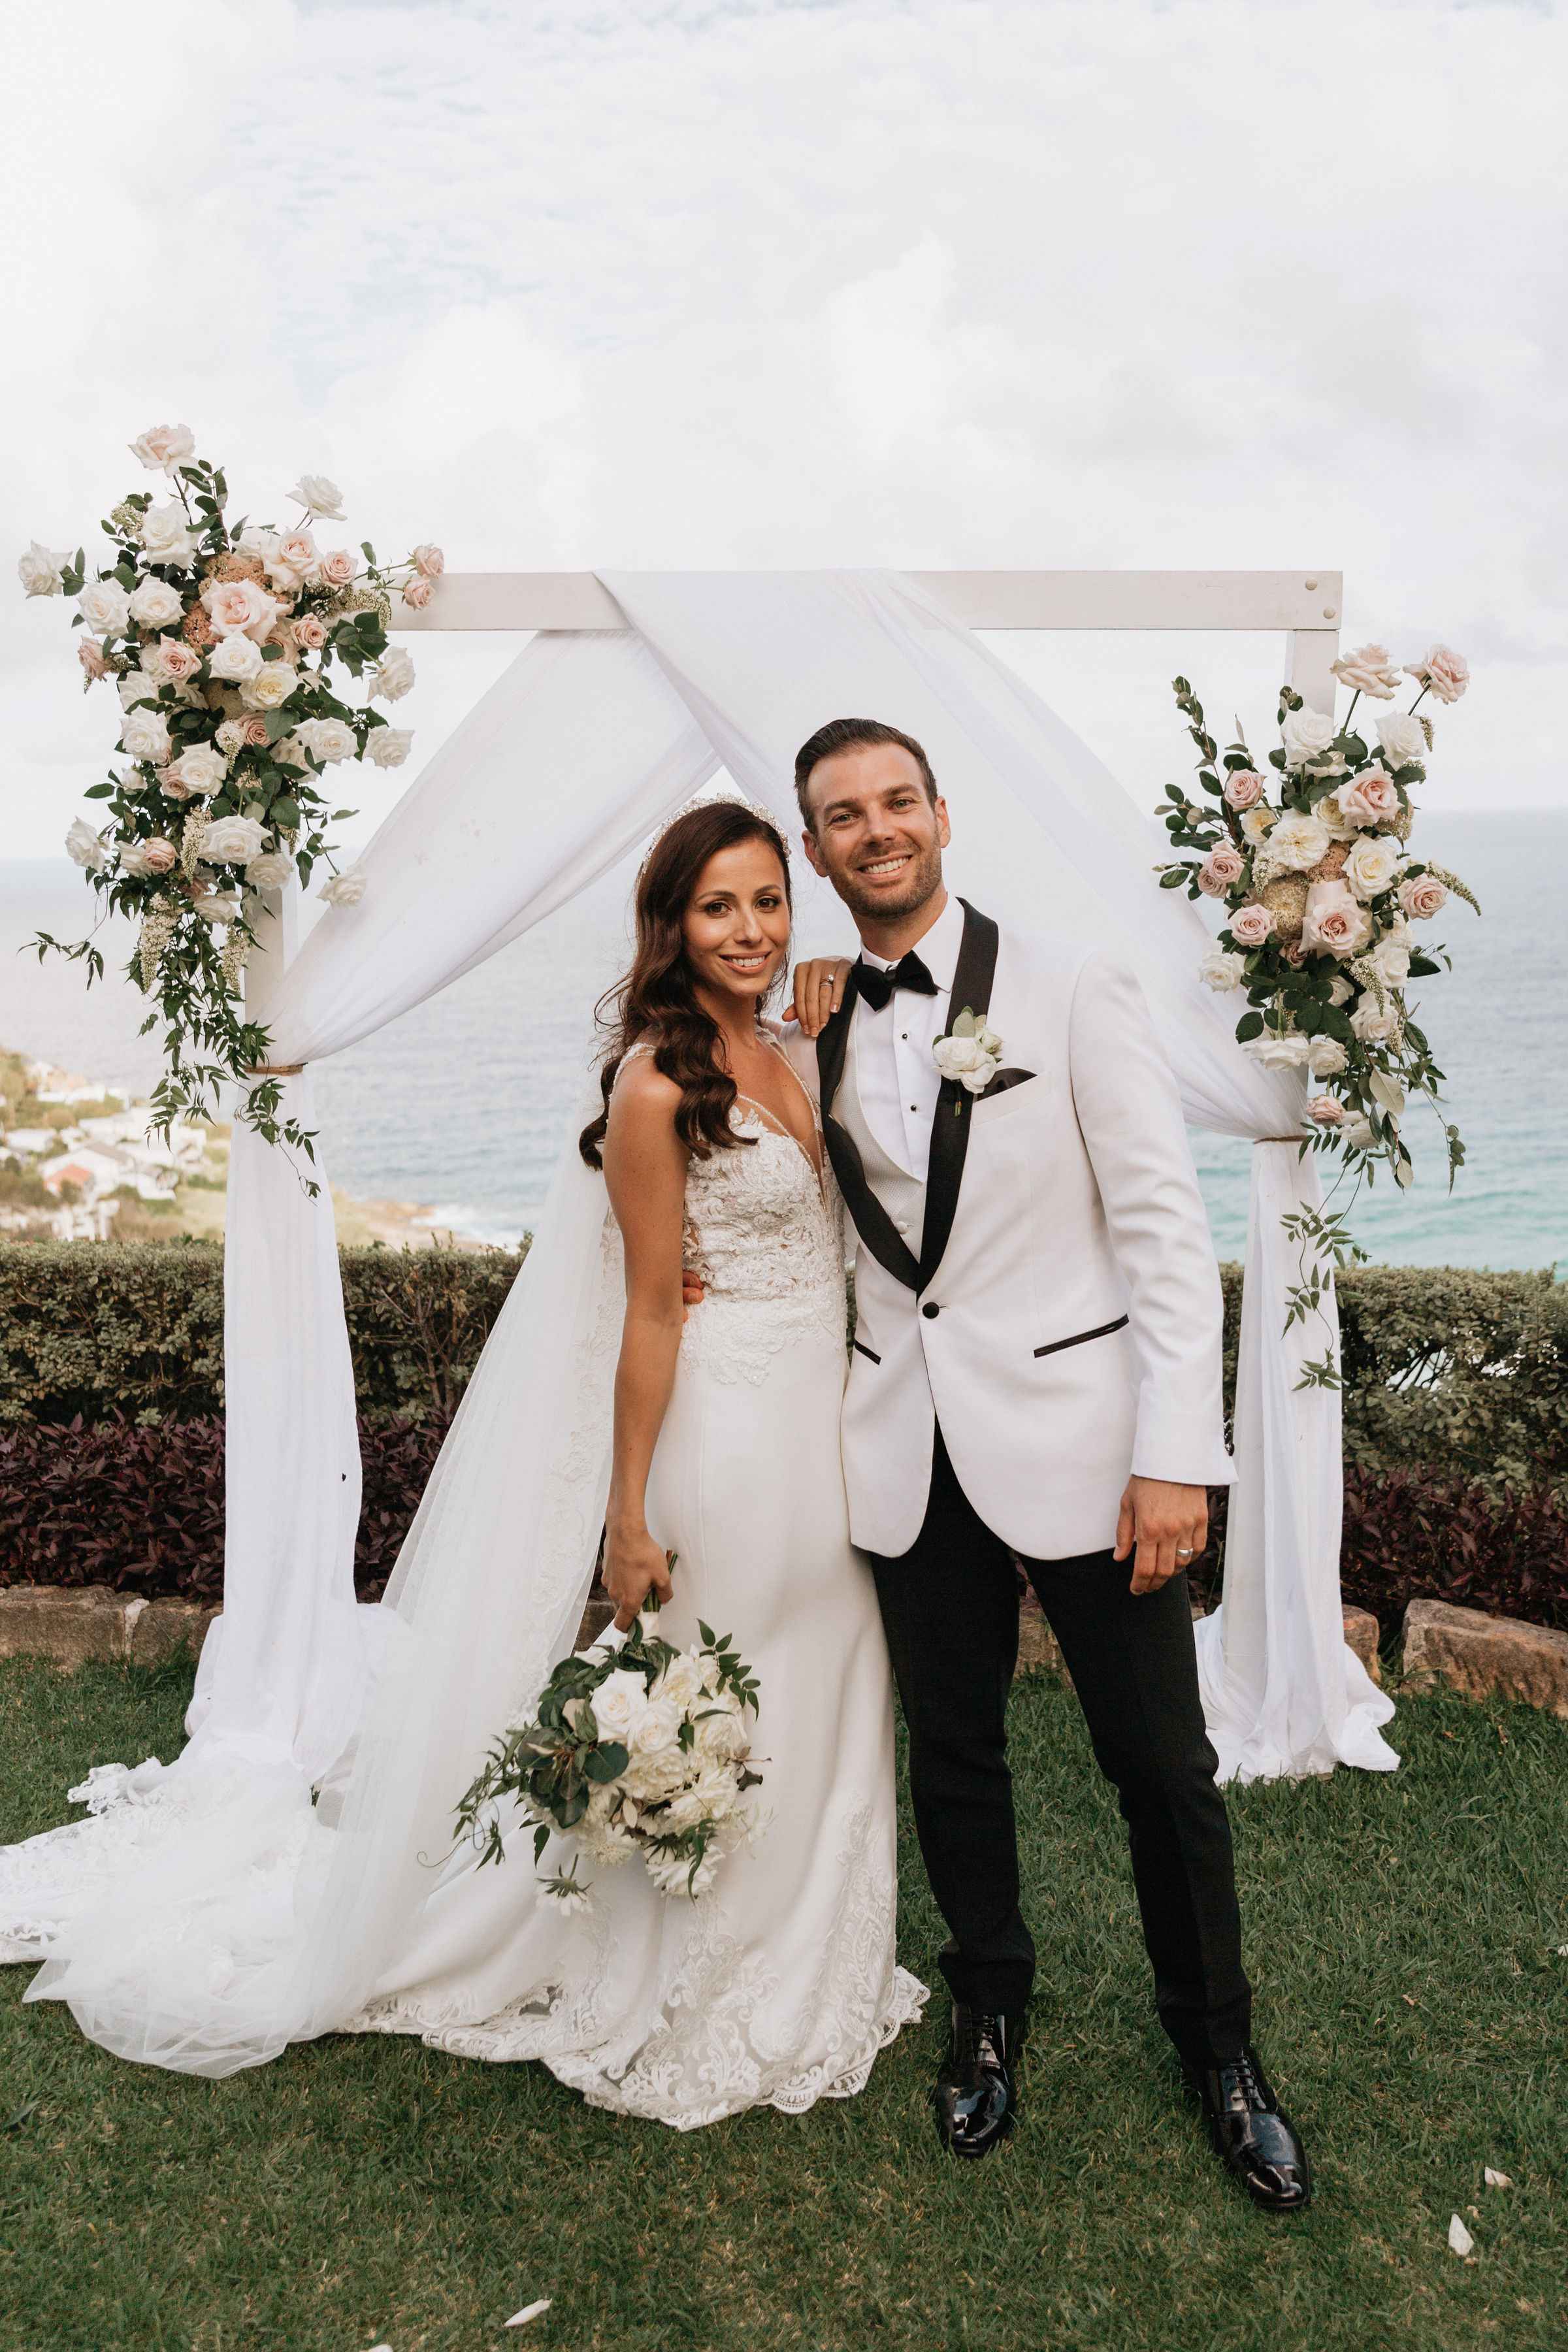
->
[578, 800, 793, 1170]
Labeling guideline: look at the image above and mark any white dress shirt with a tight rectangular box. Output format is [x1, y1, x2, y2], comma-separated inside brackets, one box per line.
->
[853, 893, 964, 1175]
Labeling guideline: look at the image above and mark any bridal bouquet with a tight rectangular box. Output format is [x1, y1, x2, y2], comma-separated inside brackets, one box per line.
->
[19, 425, 441, 1160]
[1154, 644, 1478, 1382]
[454, 1590, 764, 1908]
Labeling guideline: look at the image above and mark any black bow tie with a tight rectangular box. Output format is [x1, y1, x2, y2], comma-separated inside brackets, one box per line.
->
[855, 950, 939, 1013]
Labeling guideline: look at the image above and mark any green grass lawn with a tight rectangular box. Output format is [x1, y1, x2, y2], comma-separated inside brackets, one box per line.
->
[1, 1655, 1565, 2352]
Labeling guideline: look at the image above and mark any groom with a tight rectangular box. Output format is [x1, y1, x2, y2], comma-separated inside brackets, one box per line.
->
[783, 717, 1311, 2206]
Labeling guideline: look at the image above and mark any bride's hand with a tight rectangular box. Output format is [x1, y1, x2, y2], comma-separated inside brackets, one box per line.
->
[786, 956, 853, 1038]
[604, 1528, 676, 1631]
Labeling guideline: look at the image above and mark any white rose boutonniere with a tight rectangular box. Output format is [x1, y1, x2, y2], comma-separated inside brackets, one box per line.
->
[933, 1007, 1003, 1096]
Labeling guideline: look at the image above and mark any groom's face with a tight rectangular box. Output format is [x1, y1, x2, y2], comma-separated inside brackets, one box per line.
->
[799, 743, 949, 924]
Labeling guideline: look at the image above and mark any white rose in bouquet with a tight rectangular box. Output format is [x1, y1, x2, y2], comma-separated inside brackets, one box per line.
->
[365, 727, 414, 768]
[79, 578, 132, 636]
[1344, 834, 1404, 902]
[1377, 711, 1428, 768]
[19, 542, 69, 597]
[288, 474, 346, 519]
[208, 632, 264, 681]
[1330, 643, 1401, 699]
[129, 423, 195, 475]
[138, 502, 197, 567]
[297, 715, 358, 764]
[65, 817, 108, 871]
[694, 1699, 751, 1763]
[1281, 708, 1336, 768]
[195, 890, 242, 924]
[1313, 791, 1362, 842]
[1262, 810, 1330, 874]
[201, 814, 268, 866]
[1239, 805, 1275, 849]
[201, 577, 280, 641]
[587, 1669, 651, 1745]
[320, 866, 367, 906]
[165, 744, 228, 797]
[1350, 996, 1401, 1043]
[1301, 879, 1373, 958]
[1243, 1030, 1311, 1070]
[1371, 936, 1411, 985]
[1198, 947, 1245, 992]
[127, 577, 185, 629]
[370, 646, 416, 702]
[246, 850, 297, 890]
[653, 1654, 705, 1710]
[238, 659, 298, 711]
[267, 530, 319, 588]
[1307, 1037, 1348, 1079]
[121, 707, 172, 764]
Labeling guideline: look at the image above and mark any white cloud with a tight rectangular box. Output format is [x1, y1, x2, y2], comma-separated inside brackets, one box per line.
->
[5, 0, 1565, 855]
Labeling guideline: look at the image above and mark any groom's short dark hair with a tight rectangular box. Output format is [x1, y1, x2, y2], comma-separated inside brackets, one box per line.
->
[794, 717, 938, 828]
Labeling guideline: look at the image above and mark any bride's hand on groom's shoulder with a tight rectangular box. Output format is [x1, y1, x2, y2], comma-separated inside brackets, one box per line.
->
[1113, 1476, 1208, 1597]
[604, 1527, 676, 1631]
[786, 956, 853, 1037]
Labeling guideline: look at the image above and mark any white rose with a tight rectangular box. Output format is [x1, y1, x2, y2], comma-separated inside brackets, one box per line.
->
[138, 502, 197, 568]
[1327, 973, 1354, 1007]
[1313, 791, 1362, 842]
[121, 708, 172, 764]
[195, 890, 242, 924]
[234, 527, 279, 563]
[1371, 936, 1411, 985]
[1344, 834, 1405, 903]
[127, 577, 185, 629]
[694, 1704, 751, 1762]
[320, 868, 367, 906]
[1350, 996, 1401, 1044]
[200, 814, 268, 866]
[370, 646, 415, 702]
[287, 473, 346, 519]
[201, 577, 281, 641]
[297, 715, 357, 764]
[653, 1655, 704, 1710]
[1264, 810, 1331, 873]
[365, 727, 414, 768]
[65, 817, 108, 871]
[238, 659, 298, 711]
[267, 529, 319, 588]
[246, 850, 296, 890]
[1239, 805, 1276, 849]
[588, 1669, 651, 1745]
[1281, 708, 1337, 768]
[937, 1034, 983, 1073]
[207, 632, 264, 681]
[78, 578, 132, 636]
[1377, 711, 1428, 769]
[165, 744, 228, 796]
[1243, 1030, 1311, 1070]
[1307, 1037, 1348, 1079]
[1199, 947, 1245, 992]
[628, 1696, 683, 1757]
[129, 423, 195, 475]
[119, 670, 157, 708]
[139, 636, 201, 687]
[19, 541, 69, 597]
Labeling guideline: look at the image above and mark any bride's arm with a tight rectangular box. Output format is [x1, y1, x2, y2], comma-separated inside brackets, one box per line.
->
[600, 1056, 689, 1629]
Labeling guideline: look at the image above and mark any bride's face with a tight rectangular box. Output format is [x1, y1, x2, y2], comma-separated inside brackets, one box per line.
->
[682, 840, 791, 1009]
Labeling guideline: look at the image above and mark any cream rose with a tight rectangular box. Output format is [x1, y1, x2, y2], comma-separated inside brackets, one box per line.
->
[1330, 643, 1401, 699]
[287, 474, 346, 519]
[1307, 1037, 1348, 1079]
[1306, 1094, 1346, 1127]
[246, 849, 296, 890]
[1228, 903, 1275, 950]
[1301, 879, 1373, 958]
[65, 817, 108, 871]
[1197, 842, 1245, 896]
[1281, 708, 1337, 768]
[77, 636, 110, 681]
[1337, 766, 1401, 828]
[195, 890, 242, 924]
[1407, 645, 1469, 704]
[19, 541, 69, 597]
[207, 632, 265, 682]
[142, 635, 202, 685]
[201, 578, 280, 641]
[412, 543, 444, 578]
[1344, 834, 1404, 902]
[587, 1669, 650, 1744]
[365, 726, 414, 768]
[317, 547, 359, 589]
[1350, 996, 1401, 1043]
[1263, 810, 1331, 873]
[1397, 872, 1448, 921]
[402, 576, 434, 609]
[79, 578, 132, 636]
[129, 423, 195, 475]
[142, 837, 179, 874]
[121, 707, 172, 764]
[127, 577, 185, 629]
[370, 646, 415, 702]
[267, 530, 319, 589]
[138, 502, 197, 567]
[297, 715, 358, 764]
[1372, 936, 1411, 985]
[200, 814, 268, 866]
[1243, 1030, 1311, 1070]
[321, 868, 367, 906]
[1198, 948, 1245, 992]
[165, 744, 228, 796]
[1377, 711, 1428, 768]
[1222, 767, 1265, 810]
[238, 660, 298, 711]
[1239, 805, 1275, 849]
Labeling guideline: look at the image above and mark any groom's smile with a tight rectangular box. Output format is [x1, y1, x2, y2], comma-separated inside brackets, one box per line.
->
[798, 738, 951, 950]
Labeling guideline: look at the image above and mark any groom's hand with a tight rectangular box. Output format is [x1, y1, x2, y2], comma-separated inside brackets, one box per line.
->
[786, 956, 853, 1038]
[1114, 1476, 1208, 1596]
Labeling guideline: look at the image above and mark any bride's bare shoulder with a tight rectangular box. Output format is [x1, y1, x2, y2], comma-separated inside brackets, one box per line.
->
[606, 1041, 683, 1133]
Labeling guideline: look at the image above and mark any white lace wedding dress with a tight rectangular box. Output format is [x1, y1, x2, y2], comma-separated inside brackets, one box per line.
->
[0, 1039, 924, 2127]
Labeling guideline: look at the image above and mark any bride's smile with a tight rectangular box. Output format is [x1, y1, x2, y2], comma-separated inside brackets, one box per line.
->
[682, 839, 792, 1009]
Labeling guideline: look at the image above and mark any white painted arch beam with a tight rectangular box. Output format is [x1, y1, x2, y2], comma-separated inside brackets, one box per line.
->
[392, 569, 1344, 636]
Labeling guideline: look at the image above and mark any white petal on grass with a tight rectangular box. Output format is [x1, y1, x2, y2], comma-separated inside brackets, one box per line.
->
[506, 2302, 553, 2327]
[1484, 2168, 1514, 2190]
[1447, 2214, 1475, 2257]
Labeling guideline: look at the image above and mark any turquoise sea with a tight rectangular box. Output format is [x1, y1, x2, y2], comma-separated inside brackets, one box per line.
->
[3, 810, 1564, 1270]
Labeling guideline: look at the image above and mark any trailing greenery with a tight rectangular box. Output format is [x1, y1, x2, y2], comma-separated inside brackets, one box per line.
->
[2, 1658, 1565, 2351]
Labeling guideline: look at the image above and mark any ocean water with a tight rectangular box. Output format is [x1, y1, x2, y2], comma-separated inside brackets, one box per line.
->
[3, 809, 1564, 1269]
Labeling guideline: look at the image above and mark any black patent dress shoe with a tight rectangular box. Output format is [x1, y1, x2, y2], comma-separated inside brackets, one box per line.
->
[933, 2004, 1022, 2158]
[1183, 2045, 1312, 2212]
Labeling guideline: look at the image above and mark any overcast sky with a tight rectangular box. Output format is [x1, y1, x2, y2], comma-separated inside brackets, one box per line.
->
[5, 0, 1565, 861]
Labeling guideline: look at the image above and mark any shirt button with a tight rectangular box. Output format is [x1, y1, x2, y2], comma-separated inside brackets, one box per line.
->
[922, 1302, 939, 1320]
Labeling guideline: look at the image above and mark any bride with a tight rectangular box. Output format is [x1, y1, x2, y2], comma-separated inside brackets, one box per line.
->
[0, 793, 923, 2126]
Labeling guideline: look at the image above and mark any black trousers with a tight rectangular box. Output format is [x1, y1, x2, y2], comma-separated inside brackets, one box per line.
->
[866, 1427, 1252, 2068]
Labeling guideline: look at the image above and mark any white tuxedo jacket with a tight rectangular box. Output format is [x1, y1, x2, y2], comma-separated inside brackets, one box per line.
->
[793, 901, 1235, 1561]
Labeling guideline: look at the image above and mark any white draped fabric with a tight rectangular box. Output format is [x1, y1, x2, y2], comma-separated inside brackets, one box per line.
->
[87, 576, 1408, 1813]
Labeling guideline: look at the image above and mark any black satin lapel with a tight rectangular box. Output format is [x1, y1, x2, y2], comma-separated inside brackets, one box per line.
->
[817, 968, 921, 1292]
[919, 900, 1000, 1288]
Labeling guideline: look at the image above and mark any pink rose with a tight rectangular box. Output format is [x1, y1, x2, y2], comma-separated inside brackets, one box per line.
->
[1197, 842, 1245, 896]
[141, 838, 178, 873]
[157, 636, 203, 683]
[412, 544, 444, 578]
[1222, 768, 1264, 811]
[1407, 645, 1468, 704]
[1307, 1094, 1345, 1126]
[1228, 902, 1275, 949]
[1397, 872, 1448, 921]
[318, 548, 358, 589]
[1301, 878, 1373, 959]
[402, 576, 433, 609]
[1337, 765, 1401, 827]
[77, 636, 110, 681]
[201, 577, 281, 642]
[294, 612, 328, 650]
[157, 772, 194, 801]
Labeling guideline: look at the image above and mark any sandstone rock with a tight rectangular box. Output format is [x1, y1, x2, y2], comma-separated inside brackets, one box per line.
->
[1403, 1599, 1568, 1720]
[1015, 1601, 1064, 1678]
[129, 1595, 220, 1665]
[0, 1584, 136, 1666]
[1342, 1605, 1381, 1684]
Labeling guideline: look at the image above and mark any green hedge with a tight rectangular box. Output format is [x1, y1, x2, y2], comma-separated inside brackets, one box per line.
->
[3, 1243, 1563, 1494]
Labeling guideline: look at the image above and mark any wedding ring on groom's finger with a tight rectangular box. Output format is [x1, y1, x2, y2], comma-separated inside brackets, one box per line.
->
[1175, 1546, 1195, 1558]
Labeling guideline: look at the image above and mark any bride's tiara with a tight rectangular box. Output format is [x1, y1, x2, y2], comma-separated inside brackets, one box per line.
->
[638, 788, 792, 876]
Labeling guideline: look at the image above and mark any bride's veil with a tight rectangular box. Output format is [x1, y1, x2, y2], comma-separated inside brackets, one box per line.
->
[12, 1075, 627, 2075]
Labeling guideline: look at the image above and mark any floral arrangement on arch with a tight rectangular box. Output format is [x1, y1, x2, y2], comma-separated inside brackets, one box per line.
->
[19, 423, 440, 1162]
[1154, 641, 1477, 1384]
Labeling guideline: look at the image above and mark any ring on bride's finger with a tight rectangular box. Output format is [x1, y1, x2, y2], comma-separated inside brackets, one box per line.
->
[1175, 1546, 1195, 1557]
